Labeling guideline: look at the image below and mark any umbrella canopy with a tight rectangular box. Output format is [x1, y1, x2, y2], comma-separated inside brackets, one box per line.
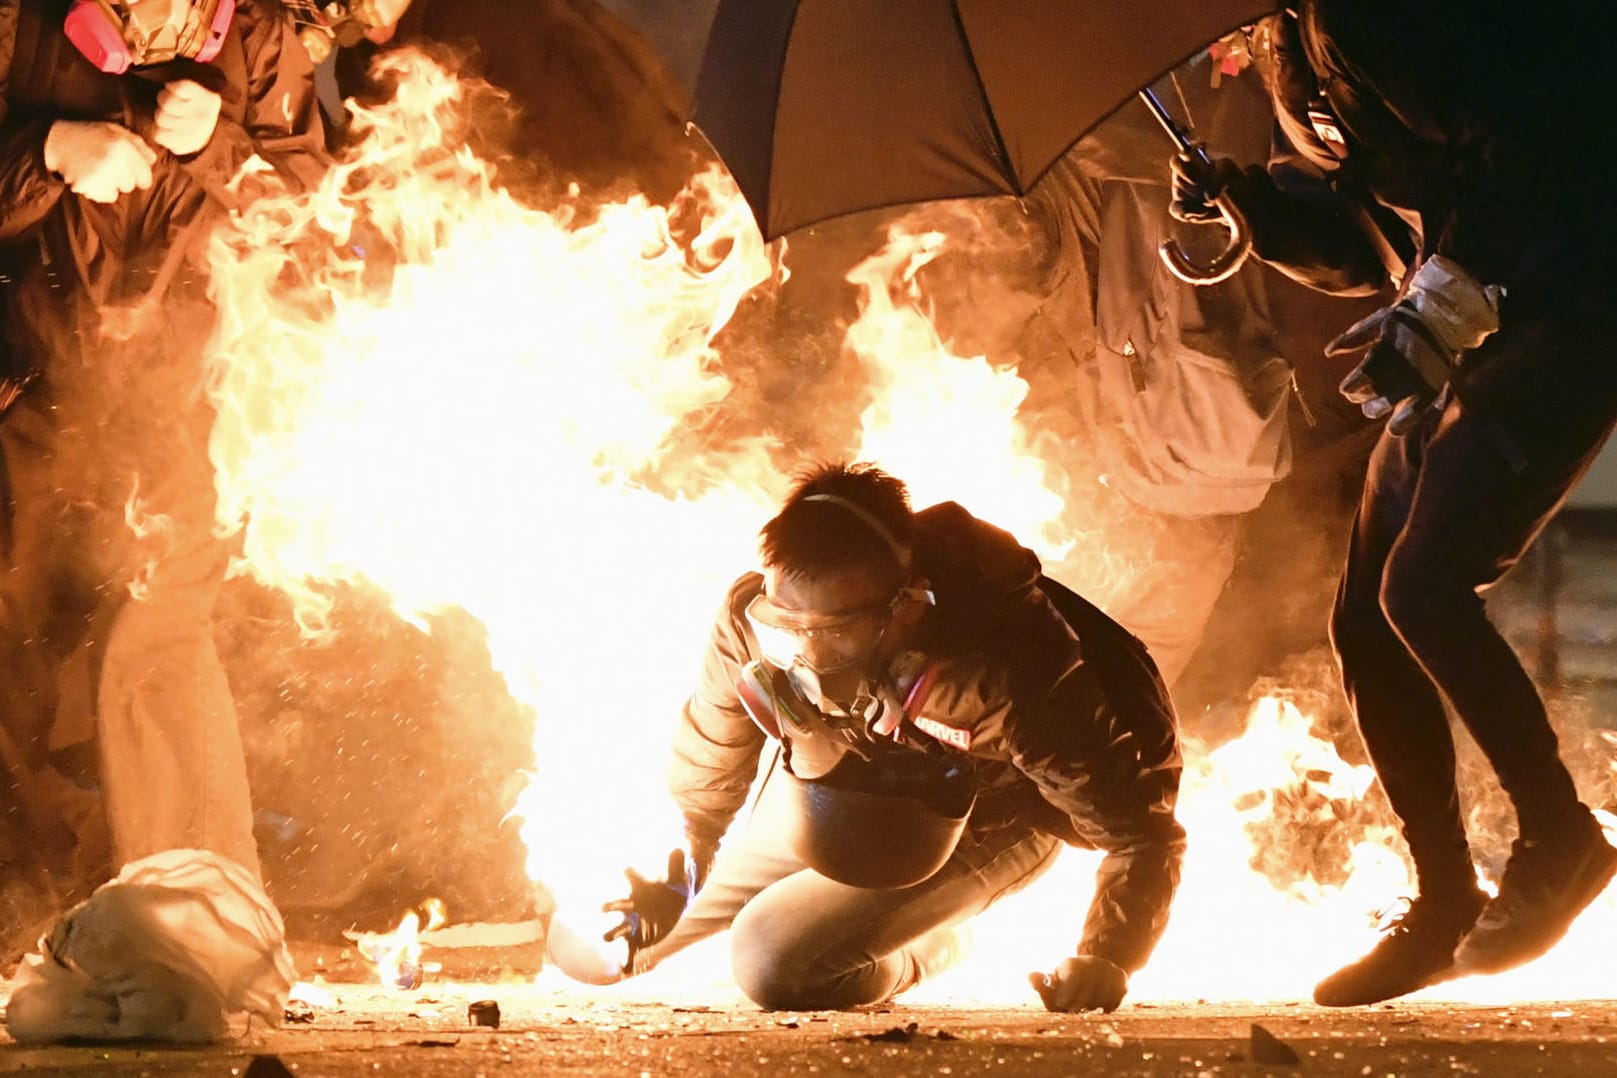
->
[689, 0, 1277, 240]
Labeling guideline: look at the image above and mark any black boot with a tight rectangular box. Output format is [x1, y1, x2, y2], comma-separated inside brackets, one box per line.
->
[1454, 810, 1617, 976]
[1312, 887, 1487, 1007]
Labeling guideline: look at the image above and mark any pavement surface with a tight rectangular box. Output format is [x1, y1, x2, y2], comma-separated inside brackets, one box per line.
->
[7, 927, 1617, 1078]
[4, 985, 1617, 1077]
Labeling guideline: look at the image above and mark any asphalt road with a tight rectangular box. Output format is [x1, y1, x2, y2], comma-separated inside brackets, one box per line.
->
[5, 983, 1617, 1077]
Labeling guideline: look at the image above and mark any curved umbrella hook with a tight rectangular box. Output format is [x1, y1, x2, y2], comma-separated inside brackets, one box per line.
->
[1139, 88, 1253, 286]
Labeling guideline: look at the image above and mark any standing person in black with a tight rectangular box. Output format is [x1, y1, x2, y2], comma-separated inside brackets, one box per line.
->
[1172, 2, 1617, 1005]
[0, 0, 326, 957]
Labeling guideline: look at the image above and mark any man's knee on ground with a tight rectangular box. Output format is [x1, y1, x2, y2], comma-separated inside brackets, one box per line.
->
[730, 900, 847, 1011]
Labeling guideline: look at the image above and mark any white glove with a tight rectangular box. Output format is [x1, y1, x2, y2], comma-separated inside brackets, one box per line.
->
[1328, 255, 1505, 434]
[153, 79, 222, 156]
[42, 120, 156, 204]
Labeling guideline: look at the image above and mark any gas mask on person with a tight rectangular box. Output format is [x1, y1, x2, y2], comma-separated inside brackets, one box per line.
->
[65, 0, 235, 74]
[745, 585, 932, 676]
[745, 583, 933, 713]
[279, 0, 400, 62]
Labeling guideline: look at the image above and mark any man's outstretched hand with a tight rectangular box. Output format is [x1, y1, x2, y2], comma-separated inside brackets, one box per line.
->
[1029, 955, 1129, 1013]
[601, 847, 697, 963]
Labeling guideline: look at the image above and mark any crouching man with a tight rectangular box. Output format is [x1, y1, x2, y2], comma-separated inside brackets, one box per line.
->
[569, 461, 1186, 1012]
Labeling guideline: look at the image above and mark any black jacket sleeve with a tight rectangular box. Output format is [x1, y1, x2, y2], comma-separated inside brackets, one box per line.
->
[0, 111, 64, 243]
[145, 0, 327, 202]
[1234, 157, 1392, 296]
[1005, 660, 1186, 974]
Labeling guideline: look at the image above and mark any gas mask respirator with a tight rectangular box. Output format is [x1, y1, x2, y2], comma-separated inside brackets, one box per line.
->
[65, 0, 235, 74]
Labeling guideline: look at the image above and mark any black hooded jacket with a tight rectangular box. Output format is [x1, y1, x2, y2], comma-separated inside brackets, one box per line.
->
[0, 0, 325, 384]
[668, 501, 1185, 974]
[0, 0, 324, 239]
[1230, 0, 1616, 311]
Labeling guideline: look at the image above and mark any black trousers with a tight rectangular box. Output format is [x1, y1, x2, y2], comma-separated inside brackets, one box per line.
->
[1330, 308, 1617, 896]
[0, 292, 260, 881]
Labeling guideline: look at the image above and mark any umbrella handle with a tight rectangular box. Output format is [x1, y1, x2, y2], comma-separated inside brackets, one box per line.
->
[1158, 191, 1252, 285]
[1137, 87, 1253, 285]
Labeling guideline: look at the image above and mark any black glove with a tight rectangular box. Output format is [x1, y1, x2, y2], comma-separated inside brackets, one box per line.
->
[1331, 313, 1448, 434]
[1168, 151, 1245, 225]
[1325, 255, 1504, 436]
[601, 847, 698, 962]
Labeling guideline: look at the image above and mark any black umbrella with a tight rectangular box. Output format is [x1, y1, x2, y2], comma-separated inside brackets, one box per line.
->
[686, 0, 1277, 244]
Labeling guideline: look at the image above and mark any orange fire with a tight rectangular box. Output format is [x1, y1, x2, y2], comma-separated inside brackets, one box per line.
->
[198, 51, 1616, 1005]
[203, 46, 784, 943]
[846, 225, 1071, 561]
[915, 693, 1617, 1006]
[348, 898, 448, 990]
[121, 480, 174, 603]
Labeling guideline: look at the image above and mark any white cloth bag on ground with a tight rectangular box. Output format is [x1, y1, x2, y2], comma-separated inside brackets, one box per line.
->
[2, 849, 295, 1043]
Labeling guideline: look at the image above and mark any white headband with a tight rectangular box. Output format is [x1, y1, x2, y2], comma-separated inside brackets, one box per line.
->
[802, 493, 912, 571]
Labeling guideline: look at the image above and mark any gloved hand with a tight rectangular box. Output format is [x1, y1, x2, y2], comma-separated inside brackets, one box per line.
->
[1168, 150, 1245, 225]
[153, 79, 223, 156]
[355, 0, 414, 43]
[1326, 254, 1504, 435]
[42, 120, 155, 203]
[601, 847, 698, 965]
[1028, 955, 1130, 1013]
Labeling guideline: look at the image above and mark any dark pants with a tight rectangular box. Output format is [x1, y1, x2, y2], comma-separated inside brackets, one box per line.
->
[635, 755, 1063, 1010]
[0, 294, 260, 881]
[1330, 310, 1617, 897]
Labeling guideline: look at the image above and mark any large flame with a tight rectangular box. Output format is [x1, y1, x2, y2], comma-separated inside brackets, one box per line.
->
[198, 51, 1616, 1005]
[915, 692, 1617, 1005]
[846, 226, 1071, 562]
[204, 50, 783, 915]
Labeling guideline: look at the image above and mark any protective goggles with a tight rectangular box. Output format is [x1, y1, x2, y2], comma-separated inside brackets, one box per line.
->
[65, 0, 235, 74]
[745, 586, 933, 674]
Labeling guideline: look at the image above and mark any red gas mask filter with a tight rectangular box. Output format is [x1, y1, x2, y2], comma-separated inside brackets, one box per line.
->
[64, 0, 235, 75]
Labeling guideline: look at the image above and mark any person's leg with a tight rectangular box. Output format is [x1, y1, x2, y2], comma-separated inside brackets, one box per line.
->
[86, 352, 262, 879]
[1378, 411, 1599, 832]
[631, 759, 810, 974]
[1372, 345, 1617, 974]
[1314, 421, 1489, 1006]
[1089, 508, 1243, 690]
[726, 823, 1061, 1011]
[0, 386, 103, 877]
[92, 514, 260, 882]
[1330, 426, 1479, 900]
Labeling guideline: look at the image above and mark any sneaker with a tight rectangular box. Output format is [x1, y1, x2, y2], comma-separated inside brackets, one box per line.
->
[1453, 814, 1617, 976]
[1313, 888, 1487, 1007]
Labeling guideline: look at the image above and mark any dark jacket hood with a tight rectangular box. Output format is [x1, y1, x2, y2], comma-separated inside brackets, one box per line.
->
[911, 501, 1044, 654]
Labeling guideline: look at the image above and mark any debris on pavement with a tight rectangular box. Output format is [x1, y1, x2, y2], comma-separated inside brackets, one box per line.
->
[469, 999, 502, 1028]
[1250, 1022, 1301, 1065]
[852, 1021, 961, 1044]
[244, 1056, 296, 1078]
[283, 1002, 317, 1024]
